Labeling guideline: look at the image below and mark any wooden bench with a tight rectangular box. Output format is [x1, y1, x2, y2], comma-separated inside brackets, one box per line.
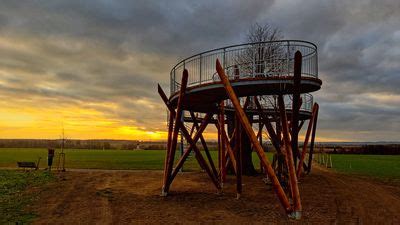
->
[17, 157, 41, 170]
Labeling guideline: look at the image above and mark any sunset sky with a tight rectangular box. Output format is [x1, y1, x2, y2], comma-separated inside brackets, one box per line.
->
[0, 0, 399, 141]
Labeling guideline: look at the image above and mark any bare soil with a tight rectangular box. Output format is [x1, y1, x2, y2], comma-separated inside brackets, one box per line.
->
[32, 167, 400, 224]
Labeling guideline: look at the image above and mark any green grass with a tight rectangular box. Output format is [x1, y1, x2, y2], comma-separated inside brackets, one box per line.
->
[0, 170, 53, 224]
[0, 148, 399, 179]
[315, 154, 400, 179]
[0, 148, 273, 171]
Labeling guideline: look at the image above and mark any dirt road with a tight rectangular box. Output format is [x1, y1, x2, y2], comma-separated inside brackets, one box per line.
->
[32, 168, 400, 224]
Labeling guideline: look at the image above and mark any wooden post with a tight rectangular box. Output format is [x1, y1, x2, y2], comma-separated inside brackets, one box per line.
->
[296, 103, 319, 178]
[163, 112, 174, 191]
[236, 117, 242, 199]
[216, 59, 293, 215]
[291, 51, 302, 166]
[307, 103, 319, 174]
[219, 101, 226, 185]
[278, 95, 302, 218]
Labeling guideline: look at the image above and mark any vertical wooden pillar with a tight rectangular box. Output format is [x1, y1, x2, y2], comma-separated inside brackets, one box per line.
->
[236, 117, 242, 199]
[278, 95, 302, 218]
[296, 103, 319, 178]
[218, 116, 221, 174]
[163, 112, 174, 191]
[291, 51, 302, 166]
[307, 103, 319, 174]
[219, 101, 226, 186]
[259, 121, 264, 173]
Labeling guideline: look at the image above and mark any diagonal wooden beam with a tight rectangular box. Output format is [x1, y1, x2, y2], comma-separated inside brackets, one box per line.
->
[254, 97, 281, 152]
[278, 95, 302, 217]
[169, 113, 212, 184]
[298, 120, 305, 132]
[158, 83, 221, 192]
[216, 59, 292, 214]
[220, 128, 237, 174]
[179, 120, 221, 190]
[189, 111, 218, 178]
[296, 103, 319, 178]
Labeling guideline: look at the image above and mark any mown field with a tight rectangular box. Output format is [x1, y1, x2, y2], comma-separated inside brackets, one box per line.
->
[330, 154, 400, 179]
[0, 148, 399, 179]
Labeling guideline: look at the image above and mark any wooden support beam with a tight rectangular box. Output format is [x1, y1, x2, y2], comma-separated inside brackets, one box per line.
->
[215, 118, 238, 175]
[189, 122, 196, 137]
[298, 120, 305, 132]
[307, 103, 319, 174]
[160, 70, 188, 196]
[236, 117, 242, 199]
[219, 101, 226, 185]
[158, 83, 221, 193]
[189, 112, 218, 178]
[296, 103, 319, 178]
[254, 97, 282, 154]
[163, 111, 174, 191]
[179, 121, 222, 191]
[218, 107, 222, 183]
[169, 113, 213, 183]
[220, 127, 237, 174]
[278, 95, 302, 217]
[216, 59, 292, 214]
[291, 51, 302, 166]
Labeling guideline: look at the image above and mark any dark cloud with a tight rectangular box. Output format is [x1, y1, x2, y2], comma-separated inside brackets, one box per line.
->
[0, 0, 399, 140]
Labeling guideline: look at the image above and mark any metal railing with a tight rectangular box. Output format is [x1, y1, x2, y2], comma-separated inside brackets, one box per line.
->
[170, 40, 318, 95]
[224, 93, 313, 113]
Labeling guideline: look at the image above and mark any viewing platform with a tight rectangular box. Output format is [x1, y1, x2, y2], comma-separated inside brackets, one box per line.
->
[169, 40, 321, 112]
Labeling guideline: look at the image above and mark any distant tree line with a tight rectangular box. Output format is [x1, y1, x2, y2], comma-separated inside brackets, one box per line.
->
[324, 144, 400, 155]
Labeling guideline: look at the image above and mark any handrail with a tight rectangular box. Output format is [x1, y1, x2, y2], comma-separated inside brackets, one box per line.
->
[170, 40, 318, 95]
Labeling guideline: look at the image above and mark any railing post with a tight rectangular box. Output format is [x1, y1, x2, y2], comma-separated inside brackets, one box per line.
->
[199, 54, 202, 84]
[223, 48, 226, 78]
[287, 41, 290, 76]
[252, 45, 255, 77]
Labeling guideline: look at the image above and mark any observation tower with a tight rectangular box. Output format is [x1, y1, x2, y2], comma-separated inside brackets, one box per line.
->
[157, 40, 321, 219]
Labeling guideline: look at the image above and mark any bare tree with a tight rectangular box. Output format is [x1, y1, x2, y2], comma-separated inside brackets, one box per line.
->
[234, 23, 285, 79]
[227, 23, 285, 175]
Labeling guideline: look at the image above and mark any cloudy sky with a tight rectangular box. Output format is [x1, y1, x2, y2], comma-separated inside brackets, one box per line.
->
[0, 0, 399, 141]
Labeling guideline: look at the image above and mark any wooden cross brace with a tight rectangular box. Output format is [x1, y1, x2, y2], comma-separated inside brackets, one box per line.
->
[158, 72, 221, 196]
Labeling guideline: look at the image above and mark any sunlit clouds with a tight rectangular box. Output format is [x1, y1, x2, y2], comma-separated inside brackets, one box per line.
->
[0, 0, 399, 141]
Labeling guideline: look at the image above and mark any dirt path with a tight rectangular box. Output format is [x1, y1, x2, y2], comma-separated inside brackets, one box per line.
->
[32, 168, 400, 224]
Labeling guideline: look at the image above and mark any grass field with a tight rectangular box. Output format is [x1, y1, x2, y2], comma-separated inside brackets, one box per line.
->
[0, 170, 53, 224]
[0, 148, 399, 179]
[329, 154, 400, 179]
[0, 148, 272, 171]
[0, 148, 399, 223]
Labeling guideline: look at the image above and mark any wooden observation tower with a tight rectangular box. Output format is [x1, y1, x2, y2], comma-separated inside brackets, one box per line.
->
[158, 40, 322, 219]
